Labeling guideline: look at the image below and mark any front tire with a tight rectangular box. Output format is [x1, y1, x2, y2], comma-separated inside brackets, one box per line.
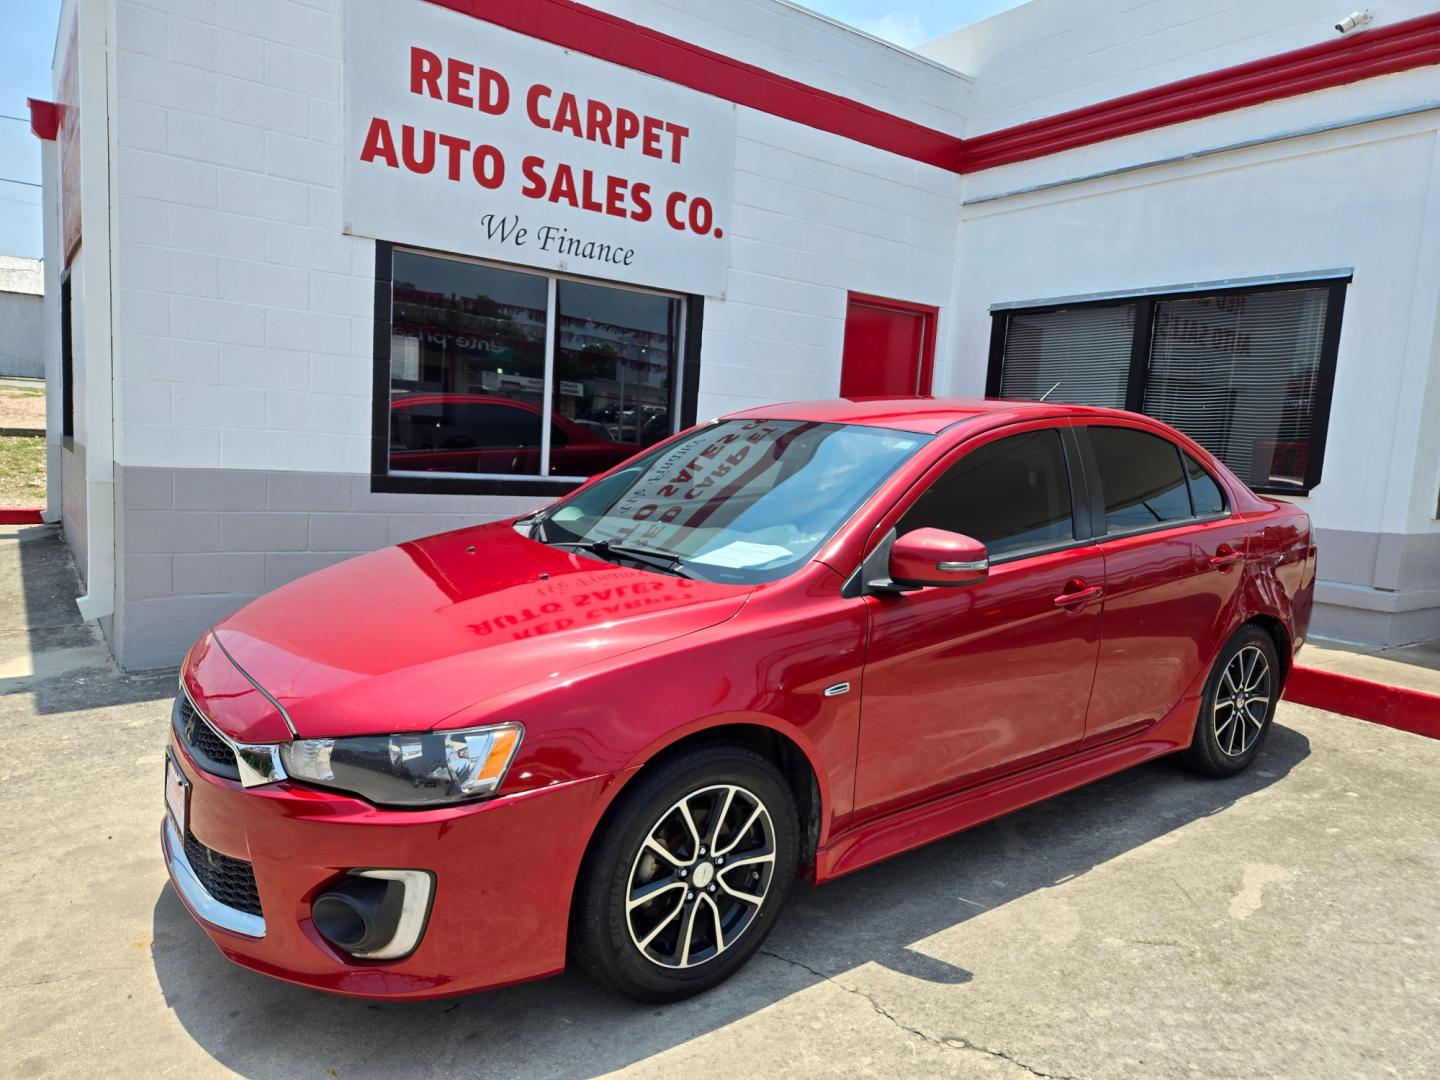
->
[1182, 625, 1281, 777]
[571, 745, 800, 1003]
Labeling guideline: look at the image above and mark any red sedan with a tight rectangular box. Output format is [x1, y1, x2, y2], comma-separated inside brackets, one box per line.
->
[162, 398, 1314, 1002]
[388, 392, 637, 476]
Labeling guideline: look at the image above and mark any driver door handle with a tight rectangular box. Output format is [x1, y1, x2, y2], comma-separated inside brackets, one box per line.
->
[1053, 583, 1104, 608]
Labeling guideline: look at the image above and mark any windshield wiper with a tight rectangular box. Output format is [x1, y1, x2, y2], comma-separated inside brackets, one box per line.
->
[548, 539, 700, 580]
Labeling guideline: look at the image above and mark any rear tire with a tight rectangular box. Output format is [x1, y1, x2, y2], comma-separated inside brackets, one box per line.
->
[1181, 625, 1281, 778]
[571, 745, 800, 1003]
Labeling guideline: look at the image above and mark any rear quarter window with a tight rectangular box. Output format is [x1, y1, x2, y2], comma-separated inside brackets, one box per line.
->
[1185, 453, 1227, 515]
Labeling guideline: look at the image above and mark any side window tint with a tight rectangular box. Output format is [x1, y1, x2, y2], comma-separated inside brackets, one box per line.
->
[1185, 453, 1226, 515]
[900, 429, 1074, 558]
[1089, 427, 1192, 530]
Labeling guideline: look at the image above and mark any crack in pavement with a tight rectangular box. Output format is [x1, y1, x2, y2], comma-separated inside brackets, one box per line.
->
[759, 947, 1081, 1080]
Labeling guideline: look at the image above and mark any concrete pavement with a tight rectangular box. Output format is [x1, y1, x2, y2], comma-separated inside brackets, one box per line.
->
[3, 521, 1439, 1079]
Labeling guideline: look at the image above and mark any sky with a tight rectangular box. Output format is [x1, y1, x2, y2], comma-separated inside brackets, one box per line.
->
[0, 0, 1023, 261]
[0, 0, 61, 260]
[801, 0, 1026, 48]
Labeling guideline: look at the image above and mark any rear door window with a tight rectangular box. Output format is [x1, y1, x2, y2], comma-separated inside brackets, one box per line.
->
[1088, 427, 1192, 531]
[900, 428, 1075, 558]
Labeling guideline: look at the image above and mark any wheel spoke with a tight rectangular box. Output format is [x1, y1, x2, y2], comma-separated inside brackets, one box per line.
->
[1245, 699, 1267, 727]
[719, 878, 764, 906]
[718, 848, 775, 874]
[645, 836, 685, 867]
[677, 896, 702, 966]
[637, 893, 686, 950]
[703, 893, 725, 954]
[708, 786, 736, 847]
[715, 803, 763, 857]
[677, 799, 703, 855]
[1221, 665, 1240, 695]
[628, 877, 685, 911]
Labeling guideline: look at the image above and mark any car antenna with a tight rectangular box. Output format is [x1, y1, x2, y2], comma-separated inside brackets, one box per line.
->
[1039, 381, 1061, 401]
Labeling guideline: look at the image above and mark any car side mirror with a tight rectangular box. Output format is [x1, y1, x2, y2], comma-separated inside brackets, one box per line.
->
[888, 528, 989, 588]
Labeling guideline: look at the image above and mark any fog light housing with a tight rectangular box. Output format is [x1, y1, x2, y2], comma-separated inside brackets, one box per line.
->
[312, 869, 434, 961]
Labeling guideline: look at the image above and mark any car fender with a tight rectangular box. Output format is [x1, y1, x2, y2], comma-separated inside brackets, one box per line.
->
[608, 707, 835, 838]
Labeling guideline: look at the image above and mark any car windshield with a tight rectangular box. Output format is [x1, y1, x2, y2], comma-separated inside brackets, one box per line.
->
[530, 419, 931, 583]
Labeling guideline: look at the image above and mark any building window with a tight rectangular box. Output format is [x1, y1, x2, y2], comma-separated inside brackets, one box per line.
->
[60, 273, 74, 441]
[372, 244, 699, 496]
[986, 278, 1347, 494]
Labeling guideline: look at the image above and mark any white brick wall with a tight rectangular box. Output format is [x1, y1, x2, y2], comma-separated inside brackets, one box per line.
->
[111, 0, 967, 489]
[114, 0, 376, 478]
[920, 0, 1440, 135]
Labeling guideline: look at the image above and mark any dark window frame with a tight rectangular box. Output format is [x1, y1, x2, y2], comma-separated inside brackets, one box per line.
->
[985, 276, 1349, 496]
[370, 240, 704, 497]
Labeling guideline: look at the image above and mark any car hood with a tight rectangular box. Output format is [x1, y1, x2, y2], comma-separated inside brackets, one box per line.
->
[210, 521, 751, 739]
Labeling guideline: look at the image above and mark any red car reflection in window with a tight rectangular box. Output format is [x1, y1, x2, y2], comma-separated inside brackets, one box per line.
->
[389, 393, 638, 477]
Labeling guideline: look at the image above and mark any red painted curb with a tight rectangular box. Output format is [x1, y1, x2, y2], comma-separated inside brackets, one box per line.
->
[0, 508, 45, 525]
[1284, 665, 1440, 741]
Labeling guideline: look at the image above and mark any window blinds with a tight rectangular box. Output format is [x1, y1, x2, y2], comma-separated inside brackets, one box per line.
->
[998, 303, 1135, 408]
[994, 283, 1337, 492]
[1144, 287, 1329, 489]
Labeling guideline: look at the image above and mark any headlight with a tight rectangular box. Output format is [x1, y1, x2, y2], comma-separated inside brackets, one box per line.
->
[279, 723, 523, 807]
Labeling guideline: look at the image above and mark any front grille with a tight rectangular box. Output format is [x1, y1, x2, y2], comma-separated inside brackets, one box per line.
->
[183, 830, 263, 917]
[173, 692, 240, 781]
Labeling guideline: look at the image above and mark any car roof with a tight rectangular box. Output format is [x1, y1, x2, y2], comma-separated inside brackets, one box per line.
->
[722, 397, 1123, 435]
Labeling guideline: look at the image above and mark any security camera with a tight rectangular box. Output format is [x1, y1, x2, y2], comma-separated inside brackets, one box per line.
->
[1335, 9, 1373, 33]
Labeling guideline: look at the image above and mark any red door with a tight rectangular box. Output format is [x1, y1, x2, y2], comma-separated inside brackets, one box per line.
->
[840, 293, 936, 397]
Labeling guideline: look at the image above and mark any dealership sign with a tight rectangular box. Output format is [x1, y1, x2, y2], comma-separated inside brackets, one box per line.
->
[343, 0, 737, 296]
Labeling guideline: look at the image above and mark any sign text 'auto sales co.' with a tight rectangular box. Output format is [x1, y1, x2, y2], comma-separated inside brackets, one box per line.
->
[343, 0, 737, 296]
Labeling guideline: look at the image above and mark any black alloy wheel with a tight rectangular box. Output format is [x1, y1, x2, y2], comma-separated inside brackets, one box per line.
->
[571, 745, 799, 1002]
[1182, 624, 1281, 777]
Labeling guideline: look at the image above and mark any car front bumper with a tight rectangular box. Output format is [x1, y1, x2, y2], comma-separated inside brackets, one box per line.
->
[162, 728, 616, 999]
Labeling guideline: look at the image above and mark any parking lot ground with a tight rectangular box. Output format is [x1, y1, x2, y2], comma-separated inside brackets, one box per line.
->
[4, 521, 1439, 1080]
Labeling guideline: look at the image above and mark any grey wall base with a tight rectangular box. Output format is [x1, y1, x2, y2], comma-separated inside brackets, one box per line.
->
[110, 464, 546, 671]
[1310, 526, 1440, 647]
[1310, 600, 1440, 648]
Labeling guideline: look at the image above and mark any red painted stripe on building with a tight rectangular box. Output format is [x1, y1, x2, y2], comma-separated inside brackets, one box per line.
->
[1284, 665, 1440, 742]
[960, 10, 1440, 171]
[0, 508, 46, 525]
[420, 2, 1440, 176]
[425, 0, 963, 170]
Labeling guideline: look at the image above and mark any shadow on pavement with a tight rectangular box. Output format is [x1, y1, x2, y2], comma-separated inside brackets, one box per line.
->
[2, 524, 177, 713]
[151, 723, 1309, 1079]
